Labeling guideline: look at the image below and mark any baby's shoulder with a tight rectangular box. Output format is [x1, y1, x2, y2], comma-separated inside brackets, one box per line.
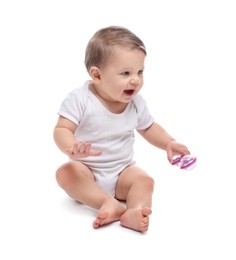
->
[132, 94, 147, 106]
[68, 80, 90, 98]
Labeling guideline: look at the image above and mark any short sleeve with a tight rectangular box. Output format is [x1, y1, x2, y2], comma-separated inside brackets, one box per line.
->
[133, 94, 154, 130]
[58, 82, 89, 125]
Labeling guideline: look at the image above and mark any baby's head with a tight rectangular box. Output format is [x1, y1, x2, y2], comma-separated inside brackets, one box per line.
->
[84, 26, 146, 73]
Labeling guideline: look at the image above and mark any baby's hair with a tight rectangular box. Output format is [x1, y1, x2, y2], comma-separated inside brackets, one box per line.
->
[84, 26, 146, 73]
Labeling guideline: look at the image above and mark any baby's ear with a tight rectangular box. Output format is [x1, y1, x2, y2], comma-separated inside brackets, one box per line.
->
[90, 66, 101, 80]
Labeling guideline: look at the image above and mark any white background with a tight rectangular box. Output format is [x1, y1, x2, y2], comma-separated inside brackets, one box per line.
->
[0, 0, 235, 259]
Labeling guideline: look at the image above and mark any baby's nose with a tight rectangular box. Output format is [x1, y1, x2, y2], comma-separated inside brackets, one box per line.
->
[130, 75, 140, 85]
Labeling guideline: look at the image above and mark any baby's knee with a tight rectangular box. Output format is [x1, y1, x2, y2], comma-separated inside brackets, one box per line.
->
[55, 162, 75, 189]
[140, 175, 155, 190]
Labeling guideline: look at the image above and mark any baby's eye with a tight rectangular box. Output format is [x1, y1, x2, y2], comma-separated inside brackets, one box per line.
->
[138, 70, 144, 75]
[121, 71, 130, 76]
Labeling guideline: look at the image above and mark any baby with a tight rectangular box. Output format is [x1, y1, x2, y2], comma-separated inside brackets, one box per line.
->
[53, 26, 190, 232]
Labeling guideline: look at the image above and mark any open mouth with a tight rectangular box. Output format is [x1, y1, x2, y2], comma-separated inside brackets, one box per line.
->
[124, 89, 135, 95]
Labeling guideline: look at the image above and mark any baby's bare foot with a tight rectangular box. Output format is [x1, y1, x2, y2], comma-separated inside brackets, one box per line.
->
[93, 198, 126, 228]
[120, 207, 152, 232]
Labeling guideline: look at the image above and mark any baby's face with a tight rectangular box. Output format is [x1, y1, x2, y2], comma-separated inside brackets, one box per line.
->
[97, 46, 146, 104]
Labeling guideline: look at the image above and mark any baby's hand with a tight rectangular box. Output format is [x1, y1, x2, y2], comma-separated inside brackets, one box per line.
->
[65, 142, 102, 159]
[166, 141, 190, 163]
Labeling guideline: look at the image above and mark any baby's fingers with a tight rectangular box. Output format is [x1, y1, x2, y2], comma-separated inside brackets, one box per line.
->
[85, 142, 102, 156]
[65, 142, 102, 158]
[84, 142, 92, 154]
[167, 150, 174, 163]
[78, 143, 87, 153]
[89, 150, 102, 156]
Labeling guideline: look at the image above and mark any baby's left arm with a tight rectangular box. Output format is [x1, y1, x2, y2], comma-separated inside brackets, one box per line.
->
[137, 122, 190, 163]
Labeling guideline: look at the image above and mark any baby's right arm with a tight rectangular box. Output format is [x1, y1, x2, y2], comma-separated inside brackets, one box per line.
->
[53, 116, 102, 159]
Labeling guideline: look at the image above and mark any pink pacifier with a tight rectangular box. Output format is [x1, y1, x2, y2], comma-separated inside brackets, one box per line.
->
[171, 154, 197, 170]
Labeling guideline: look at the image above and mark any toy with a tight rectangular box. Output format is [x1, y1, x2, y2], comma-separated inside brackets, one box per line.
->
[172, 154, 197, 170]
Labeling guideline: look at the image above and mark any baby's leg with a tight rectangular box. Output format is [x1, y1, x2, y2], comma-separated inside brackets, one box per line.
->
[115, 166, 154, 232]
[56, 161, 126, 228]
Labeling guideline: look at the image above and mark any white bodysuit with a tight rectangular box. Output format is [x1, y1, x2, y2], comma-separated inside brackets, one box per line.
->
[58, 80, 154, 196]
